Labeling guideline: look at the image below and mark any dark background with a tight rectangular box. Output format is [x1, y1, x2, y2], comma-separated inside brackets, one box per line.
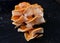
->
[0, 0, 60, 43]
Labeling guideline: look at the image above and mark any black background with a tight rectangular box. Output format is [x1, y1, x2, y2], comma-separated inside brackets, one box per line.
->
[0, 0, 60, 43]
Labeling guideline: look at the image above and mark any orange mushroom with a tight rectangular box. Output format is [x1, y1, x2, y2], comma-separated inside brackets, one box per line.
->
[18, 25, 33, 32]
[24, 28, 44, 41]
[11, 2, 45, 41]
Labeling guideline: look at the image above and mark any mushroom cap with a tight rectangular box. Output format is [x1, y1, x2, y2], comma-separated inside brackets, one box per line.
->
[17, 24, 33, 32]
[24, 28, 44, 41]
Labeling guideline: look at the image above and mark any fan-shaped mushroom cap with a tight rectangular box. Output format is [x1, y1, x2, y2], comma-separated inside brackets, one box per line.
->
[17, 24, 33, 32]
[24, 28, 44, 41]
[18, 27, 33, 32]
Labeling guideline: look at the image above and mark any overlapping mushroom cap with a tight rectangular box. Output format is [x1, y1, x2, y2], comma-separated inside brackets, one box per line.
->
[11, 2, 45, 41]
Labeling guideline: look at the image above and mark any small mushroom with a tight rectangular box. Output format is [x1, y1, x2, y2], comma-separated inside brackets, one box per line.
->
[12, 10, 23, 16]
[24, 4, 45, 25]
[19, 2, 30, 8]
[18, 24, 33, 32]
[24, 28, 44, 41]
[14, 15, 25, 24]
[12, 22, 21, 28]
[11, 15, 20, 22]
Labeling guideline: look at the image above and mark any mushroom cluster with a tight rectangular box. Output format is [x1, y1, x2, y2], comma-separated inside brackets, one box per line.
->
[11, 2, 45, 41]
